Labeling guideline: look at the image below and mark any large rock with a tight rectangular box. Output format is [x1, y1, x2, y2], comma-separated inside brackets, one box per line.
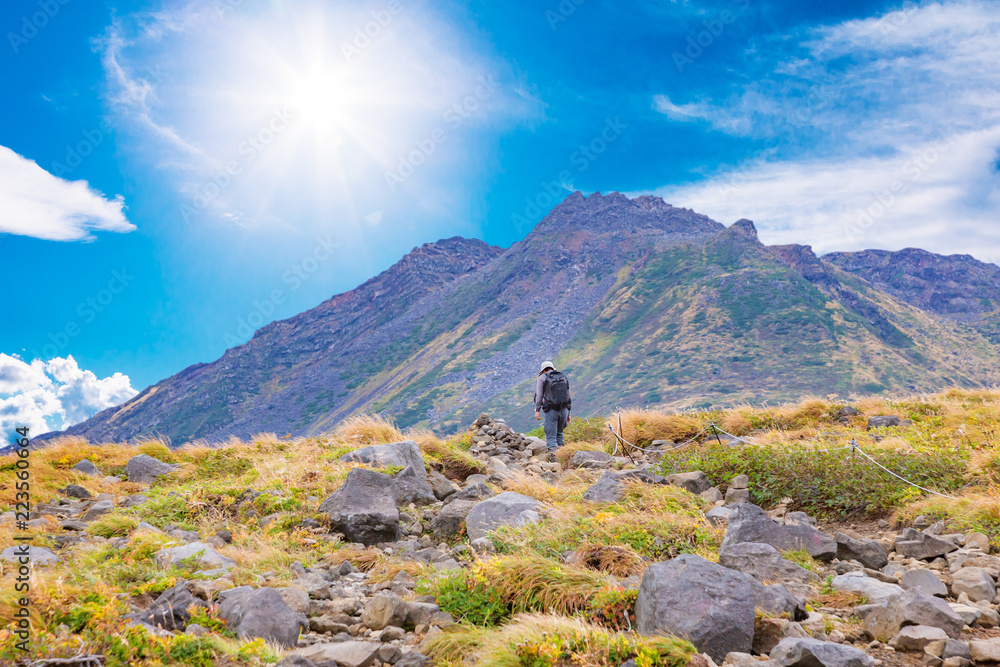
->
[430, 499, 477, 542]
[970, 639, 1000, 663]
[749, 578, 807, 620]
[830, 572, 904, 604]
[464, 492, 541, 541]
[362, 593, 407, 631]
[81, 499, 114, 522]
[391, 466, 436, 507]
[722, 504, 837, 562]
[1, 546, 60, 566]
[889, 625, 949, 652]
[154, 542, 235, 571]
[665, 471, 712, 495]
[125, 454, 179, 483]
[895, 528, 958, 560]
[857, 589, 964, 641]
[753, 617, 811, 655]
[319, 468, 400, 545]
[867, 416, 910, 430]
[288, 641, 381, 667]
[427, 470, 460, 500]
[570, 450, 612, 467]
[635, 554, 755, 661]
[900, 569, 948, 598]
[339, 441, 427, 479]
[582, 470, 665, 503]
[72, 459, 101, 477]
[769, 637, 874, 667]
[129, 581, 207, 631]
[951, 566, 996, 602]
[719, 542, 821, 586]
[835, 533, 888, 570]
[218, 586, 307, 647]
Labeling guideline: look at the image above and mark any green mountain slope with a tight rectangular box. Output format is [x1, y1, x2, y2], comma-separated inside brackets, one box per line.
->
[41, 193, 1000, 443]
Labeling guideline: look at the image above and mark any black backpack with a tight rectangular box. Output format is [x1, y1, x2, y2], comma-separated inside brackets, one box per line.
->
[545, 371, 570, 409]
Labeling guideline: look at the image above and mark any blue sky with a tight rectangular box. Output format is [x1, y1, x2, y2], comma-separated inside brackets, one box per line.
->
[2, 0, 999, 436]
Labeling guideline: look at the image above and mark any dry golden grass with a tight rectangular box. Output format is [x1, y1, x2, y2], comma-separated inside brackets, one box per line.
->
[617, 409, 704, 448]
[566, 543, 647, 577]
[335, 413, 405, 444]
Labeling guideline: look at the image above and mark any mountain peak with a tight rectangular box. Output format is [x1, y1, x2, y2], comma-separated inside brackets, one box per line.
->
[535, 192, 724, 236]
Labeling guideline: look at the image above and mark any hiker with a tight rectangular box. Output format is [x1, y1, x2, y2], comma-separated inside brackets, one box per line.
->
[534, 361, 572, 454]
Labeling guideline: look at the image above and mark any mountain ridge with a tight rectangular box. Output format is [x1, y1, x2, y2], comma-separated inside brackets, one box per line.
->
[40, 192, 1000, 445]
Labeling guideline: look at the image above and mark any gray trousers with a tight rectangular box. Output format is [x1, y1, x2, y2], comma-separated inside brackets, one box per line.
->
[543, 407, 570, 452]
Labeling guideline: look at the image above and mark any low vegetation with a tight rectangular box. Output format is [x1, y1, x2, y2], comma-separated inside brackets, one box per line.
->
[4, 390, 1000, 664]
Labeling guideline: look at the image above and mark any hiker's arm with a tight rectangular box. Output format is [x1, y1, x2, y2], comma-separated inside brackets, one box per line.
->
[534, 375, 546, 416]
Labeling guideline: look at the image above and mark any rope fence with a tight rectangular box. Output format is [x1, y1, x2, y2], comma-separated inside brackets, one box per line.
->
[606, 417, 959, 501]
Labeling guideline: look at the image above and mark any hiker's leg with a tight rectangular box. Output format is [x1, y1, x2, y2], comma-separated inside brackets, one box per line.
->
[544, 409, 559, 452]
[556, 408, 568, 448]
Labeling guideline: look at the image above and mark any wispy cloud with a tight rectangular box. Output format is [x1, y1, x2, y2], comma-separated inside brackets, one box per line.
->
[0, 145, 133, 241]
[650, 0, 1000, 261]
[0, 354, 137, 439]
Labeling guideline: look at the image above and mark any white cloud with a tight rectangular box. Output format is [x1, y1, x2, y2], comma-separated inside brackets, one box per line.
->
[0, 145, 135, 241]
[651, 1, 1000, 261]
[652, 94, 709, 122]
[0, 354, 138, 440]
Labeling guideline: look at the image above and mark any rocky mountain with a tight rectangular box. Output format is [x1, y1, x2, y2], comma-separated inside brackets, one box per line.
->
[40, 192, 1000, 444]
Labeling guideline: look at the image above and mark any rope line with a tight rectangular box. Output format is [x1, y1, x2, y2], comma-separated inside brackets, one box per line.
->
[606, 417, 957, 501]
[853, 442, 959, 500]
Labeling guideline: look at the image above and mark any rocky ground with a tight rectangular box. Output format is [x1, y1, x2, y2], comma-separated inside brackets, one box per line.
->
[4, 393, 1000, 666]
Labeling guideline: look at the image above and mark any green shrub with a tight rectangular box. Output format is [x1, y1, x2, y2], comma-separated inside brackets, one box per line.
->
[658, 443, 968, 518]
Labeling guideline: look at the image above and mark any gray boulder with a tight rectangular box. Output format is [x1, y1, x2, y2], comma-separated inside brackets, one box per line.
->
[857, 589, 964, 641]
[867, 416, 910, 430]
[72, 459, 101, 477]
[427, 470, 460, 500]
[770, 637, 874, 667]
[63, 483, 92, 499]
[830, 572, 904, 603]
[154, 541, 236, 571]
[465, 492, 541, 541]
[431, 500, 477, 543]
[339, 441, 426, 479]
[889, 625, 949, 652]
[81, 499, 114, 522]
[722, 504, 837, 562]
[287, 641, 381, 667]
[391, 466, 436, 507]
[129, 581, 207, 631]
[635, 554, 755, 661]
[895, 528, 958, 560]
[582, 470, 664, 503]
[900, 569, 948, 598]
[835, 533, 888, 570]
[706, 507, 733, 527]
[666, 471, 712, 495]
[362, 592, 407, 630]
[444, 482, 494, 505]
[218, 586, 307, 647]
[951, 566, 996, 603]
[395, 651, 433, 667]
[1, 545, 61, 566]
[430, 499, 477, 542]
[125, 454, 179, 483]
[319, 468, 400, 545]
[570, 450, 612, 467]
[719, 542, 821, 586]
[749, 578, 807, 620]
